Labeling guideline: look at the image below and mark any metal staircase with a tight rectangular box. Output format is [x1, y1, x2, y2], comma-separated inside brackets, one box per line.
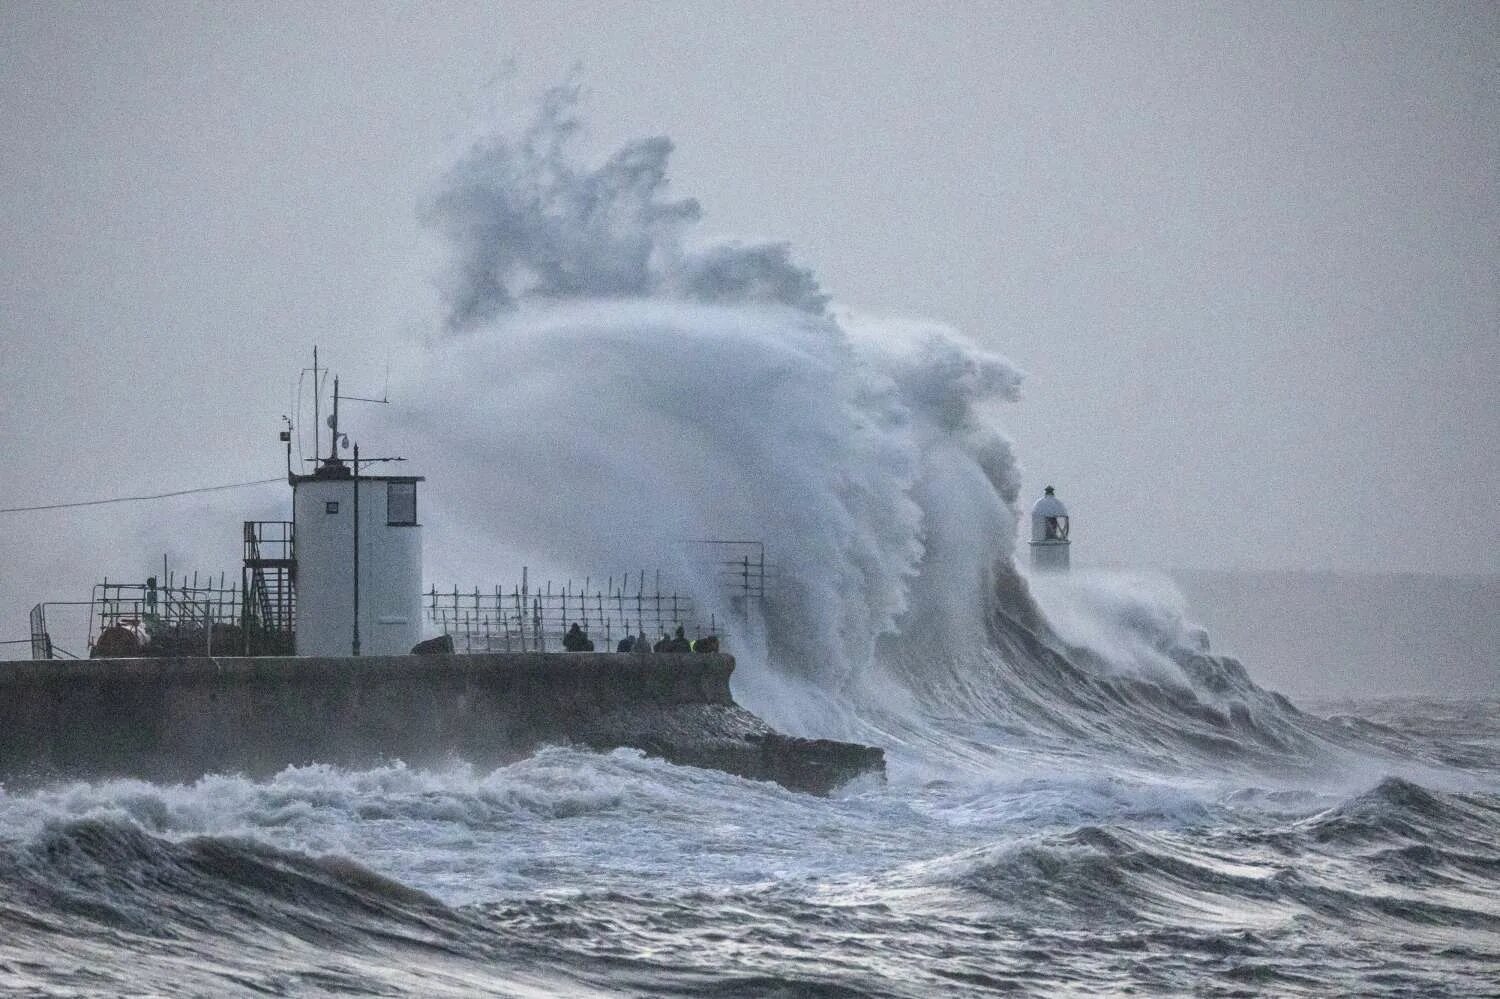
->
[242, 521, 296, 654]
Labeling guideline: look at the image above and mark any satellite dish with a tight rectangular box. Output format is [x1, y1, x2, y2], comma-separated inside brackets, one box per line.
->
[339, 434, 350, 450]
[327, 415, 336, 429]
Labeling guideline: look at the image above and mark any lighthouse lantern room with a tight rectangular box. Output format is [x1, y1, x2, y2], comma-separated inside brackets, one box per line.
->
[1029, 485, 1071, 573]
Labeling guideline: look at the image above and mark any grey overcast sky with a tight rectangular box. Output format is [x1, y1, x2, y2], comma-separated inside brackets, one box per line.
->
[1, 0, 1496, 618]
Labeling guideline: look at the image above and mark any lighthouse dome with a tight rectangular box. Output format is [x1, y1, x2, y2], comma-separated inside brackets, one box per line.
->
[1031, 487, 1068, 519]
[1032, 483, 1068, 516]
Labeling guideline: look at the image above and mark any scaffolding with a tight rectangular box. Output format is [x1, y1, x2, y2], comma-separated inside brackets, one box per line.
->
[87, 572, 242, 657]
[424, 570, 726, 653]
[424, 542, 775, 654]
[26, 535, 775, 660]
[687, 539, 778, 624]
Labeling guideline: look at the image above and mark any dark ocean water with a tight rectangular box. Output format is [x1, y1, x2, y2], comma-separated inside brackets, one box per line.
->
[2, 690, 1497, 998]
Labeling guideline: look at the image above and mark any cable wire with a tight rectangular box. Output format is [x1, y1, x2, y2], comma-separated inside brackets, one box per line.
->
[0, 478, 284, 514]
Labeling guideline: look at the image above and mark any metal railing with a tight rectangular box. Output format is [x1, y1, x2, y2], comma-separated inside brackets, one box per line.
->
[424, 570, 726, 653]
[244, 520, 293, 563]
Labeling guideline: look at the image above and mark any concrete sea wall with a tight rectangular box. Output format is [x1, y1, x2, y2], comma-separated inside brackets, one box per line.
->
[0, 653, 883, 794]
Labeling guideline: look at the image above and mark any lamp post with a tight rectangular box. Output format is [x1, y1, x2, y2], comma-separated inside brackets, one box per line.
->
[352, 442, 361, 657]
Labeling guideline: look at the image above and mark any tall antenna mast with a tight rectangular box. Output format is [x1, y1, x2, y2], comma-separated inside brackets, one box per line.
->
[312, 346, 320, 466]
[302, 357, 388, 471]
[327, 376, 341, 464]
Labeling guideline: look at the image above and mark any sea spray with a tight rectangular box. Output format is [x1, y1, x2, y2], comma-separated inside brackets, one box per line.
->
[1027, 568, 1210, 686]
[422, 81, 827, 329]
[367, 85, 1366, 771]
[388, 85, 1031, 706]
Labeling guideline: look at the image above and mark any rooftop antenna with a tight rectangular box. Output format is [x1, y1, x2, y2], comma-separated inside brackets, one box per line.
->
[295, 347, 323, 469]
[340, 372, 390, 405]
[326, 373, 392, 463]
[312, 346, 321, 464]
[327, 376, 344, 464]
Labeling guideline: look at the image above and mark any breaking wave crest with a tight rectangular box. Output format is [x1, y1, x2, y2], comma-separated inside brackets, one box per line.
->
[376, 84, 1346, 774]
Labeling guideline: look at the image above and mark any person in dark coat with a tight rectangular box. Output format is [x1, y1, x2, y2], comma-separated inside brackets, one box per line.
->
[616, 634, 635, 653]
[563, 622, 593, 652]
[667, 625, 692, 653]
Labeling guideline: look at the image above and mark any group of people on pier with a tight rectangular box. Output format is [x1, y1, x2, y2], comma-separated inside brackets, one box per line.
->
[561, 622, 718, 654]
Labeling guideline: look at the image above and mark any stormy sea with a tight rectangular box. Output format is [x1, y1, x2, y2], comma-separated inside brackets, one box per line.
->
[2, 682, 1497, 996]
[3, 89, 1497, 996]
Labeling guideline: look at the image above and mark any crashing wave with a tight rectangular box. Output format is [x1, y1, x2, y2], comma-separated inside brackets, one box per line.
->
[363, 84, 1381, 774]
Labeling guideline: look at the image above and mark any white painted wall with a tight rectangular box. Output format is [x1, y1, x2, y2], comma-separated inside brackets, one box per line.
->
[292, 475, 423, 656]
[1030, 540, 1071, 573]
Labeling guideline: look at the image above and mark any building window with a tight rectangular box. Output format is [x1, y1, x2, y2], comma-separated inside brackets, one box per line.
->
[388, 482, 417, 525]
[325, 501, 339, 514]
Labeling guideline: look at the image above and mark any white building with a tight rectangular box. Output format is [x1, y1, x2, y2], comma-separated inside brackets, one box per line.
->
[1029, 486, 1071, 573]
[292, 459, 424, 656]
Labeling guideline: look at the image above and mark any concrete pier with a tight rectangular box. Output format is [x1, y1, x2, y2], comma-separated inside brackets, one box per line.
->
[0, 653, 883, 794]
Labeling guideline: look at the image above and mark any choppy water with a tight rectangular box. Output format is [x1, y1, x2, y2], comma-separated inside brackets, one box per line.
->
[2, 690, 1496, 998]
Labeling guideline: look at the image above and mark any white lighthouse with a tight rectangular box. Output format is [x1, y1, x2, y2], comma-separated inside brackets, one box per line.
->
[292, 461, 424, 656]
[1029, 485, 1071, 573]
[287, 371, 424, 658]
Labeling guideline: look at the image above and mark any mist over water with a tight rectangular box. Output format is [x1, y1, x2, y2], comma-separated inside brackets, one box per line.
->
[4, 87, 1498, 996]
